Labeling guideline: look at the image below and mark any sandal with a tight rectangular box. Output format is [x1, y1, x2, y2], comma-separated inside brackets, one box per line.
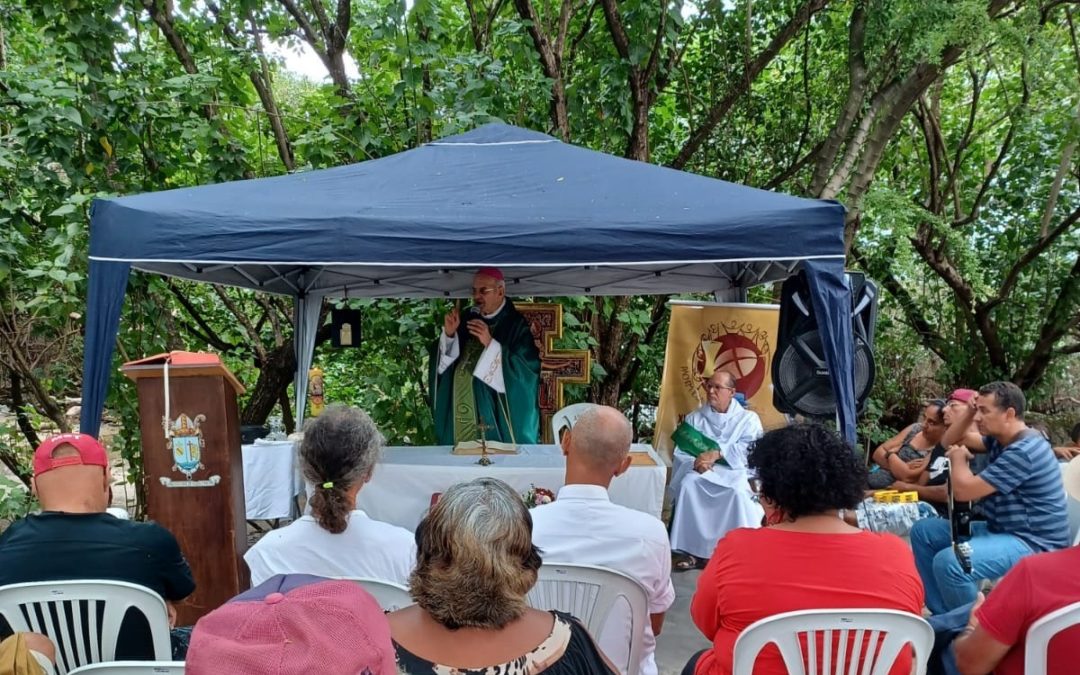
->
[673, 554, 708, 572]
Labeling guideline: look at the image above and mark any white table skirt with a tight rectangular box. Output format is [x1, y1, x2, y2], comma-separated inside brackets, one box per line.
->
[242, 440, 304, 520]
[356, 444, 667, 531]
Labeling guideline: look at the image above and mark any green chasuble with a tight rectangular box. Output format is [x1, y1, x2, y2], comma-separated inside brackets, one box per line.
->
[430, 300, 541, 445]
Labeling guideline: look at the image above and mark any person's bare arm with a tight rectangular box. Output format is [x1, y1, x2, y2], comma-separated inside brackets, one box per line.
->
[650, 612, 665, 637]
[946, 446, 997, 502]
[885, 453, 927, 481]
[942, 403, 982, 448]
[1053, 445, 1080, 460]
[871, 425, 914, 467]
[954, 595, 1011, 675]
[892, 480, 947, 504]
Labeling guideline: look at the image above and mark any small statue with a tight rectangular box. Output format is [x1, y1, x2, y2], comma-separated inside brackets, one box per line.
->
[308, 367, 325, 417]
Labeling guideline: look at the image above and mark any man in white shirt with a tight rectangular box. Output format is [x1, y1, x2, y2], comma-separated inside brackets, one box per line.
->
[668, 370, 764, 570]
[531, 405, 675, 675]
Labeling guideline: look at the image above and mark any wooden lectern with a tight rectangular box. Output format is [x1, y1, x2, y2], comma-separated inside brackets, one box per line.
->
[121, 351, 249, 625]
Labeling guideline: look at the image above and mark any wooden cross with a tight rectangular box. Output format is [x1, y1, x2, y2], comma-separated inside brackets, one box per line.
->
[516, 303, 591, 443]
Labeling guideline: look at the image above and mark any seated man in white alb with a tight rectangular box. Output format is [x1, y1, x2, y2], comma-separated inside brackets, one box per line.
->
[531, 405, 675, 675]
[669, 370, 763, 571]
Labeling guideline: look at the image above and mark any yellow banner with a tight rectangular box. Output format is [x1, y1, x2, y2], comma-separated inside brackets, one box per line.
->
[654, 302, 785, 460]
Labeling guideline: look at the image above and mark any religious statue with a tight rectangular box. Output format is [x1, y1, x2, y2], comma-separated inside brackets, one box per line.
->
[308, 367, 325, 417]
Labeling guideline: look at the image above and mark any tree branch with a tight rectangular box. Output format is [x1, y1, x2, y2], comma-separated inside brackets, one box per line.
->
[671, 0, 830, 170]
[985, 205, 1080, 312]
[211, 286, 268, 362]
[165, 280, 237, 353]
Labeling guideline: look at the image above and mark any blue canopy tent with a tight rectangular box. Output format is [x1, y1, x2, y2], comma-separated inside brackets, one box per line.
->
[82, 123, 856, 442]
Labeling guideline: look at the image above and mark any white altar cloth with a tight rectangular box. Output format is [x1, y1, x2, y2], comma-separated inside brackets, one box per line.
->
[242, 440, 304, 520]
[356, 444, 666, 531]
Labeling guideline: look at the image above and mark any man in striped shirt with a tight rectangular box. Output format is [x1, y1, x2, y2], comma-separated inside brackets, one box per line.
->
[910, 381, 1069, 614]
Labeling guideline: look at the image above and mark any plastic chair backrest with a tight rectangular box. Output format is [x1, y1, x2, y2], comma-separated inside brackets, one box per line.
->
[551, 403, 596, 443]
[67, 662, 185, 675]
[0, 580, 171, 675]
[732, 608, 933, 675]
[526, 562, 648, 675]
[1023, 600, 1080, 675]
[342, 577, 414, 611]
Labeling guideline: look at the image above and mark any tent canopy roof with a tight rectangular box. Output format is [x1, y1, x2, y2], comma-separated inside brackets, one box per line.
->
[89, 123, 845, 298]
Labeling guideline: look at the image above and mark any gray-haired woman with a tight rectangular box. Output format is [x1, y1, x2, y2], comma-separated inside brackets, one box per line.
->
[389, 477, 617, 675]
[244, 405, 415, 586]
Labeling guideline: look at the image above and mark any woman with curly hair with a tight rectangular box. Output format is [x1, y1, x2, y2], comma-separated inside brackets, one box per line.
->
[388, 477, 617, 674]
[683, 424, 925, 675]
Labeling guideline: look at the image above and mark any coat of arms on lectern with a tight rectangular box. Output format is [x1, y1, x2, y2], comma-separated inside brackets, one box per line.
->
[164, 413, 207, 480]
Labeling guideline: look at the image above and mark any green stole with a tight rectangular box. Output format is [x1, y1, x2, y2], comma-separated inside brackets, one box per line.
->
[451, 337, 486, 442]
[671, 421, 732, 467]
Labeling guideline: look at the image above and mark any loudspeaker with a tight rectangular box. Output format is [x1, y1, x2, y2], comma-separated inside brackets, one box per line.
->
[772, 271, 878, 417]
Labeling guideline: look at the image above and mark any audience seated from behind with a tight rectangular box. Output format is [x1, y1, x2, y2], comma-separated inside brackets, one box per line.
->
[867, 398, 948, 489]
[0, 433, 195, 660]
[388, 477, 618, 675]
[531, 404, 675, 675]
[185, 574, 398, 674]
[683, 423, 924, 675]
[910, 381, 1069, 616]
[244, 405, 416, 587]
[929, 456, 1080, 675]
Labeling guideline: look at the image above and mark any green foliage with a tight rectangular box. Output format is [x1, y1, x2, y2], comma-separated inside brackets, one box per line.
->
[1, 0, 1077, 497]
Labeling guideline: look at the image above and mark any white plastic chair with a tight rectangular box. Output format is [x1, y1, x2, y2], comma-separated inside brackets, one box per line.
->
[67, 663, 185, 674]
[732, 608, 934, 675]
[342, 577, 414, 611]
[1023, 600, 1080, 675]
[526, 563, 648, 675]
[551, 403, 596, 443]
[0, 580, 171, 675]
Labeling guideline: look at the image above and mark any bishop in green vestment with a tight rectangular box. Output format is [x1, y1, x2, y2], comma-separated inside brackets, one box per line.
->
[430, 268, 541, 446]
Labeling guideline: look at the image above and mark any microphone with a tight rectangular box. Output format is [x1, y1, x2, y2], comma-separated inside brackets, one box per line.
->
[464, 305, 482, 320]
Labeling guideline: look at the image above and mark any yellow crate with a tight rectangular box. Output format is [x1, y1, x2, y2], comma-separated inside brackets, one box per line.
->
[896, 491, 919, 503]
[872, 490, 898, 503]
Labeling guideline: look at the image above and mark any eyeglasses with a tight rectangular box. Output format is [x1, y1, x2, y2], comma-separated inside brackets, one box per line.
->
[472, 287, 498, 295]
[705, 384, 735, 392]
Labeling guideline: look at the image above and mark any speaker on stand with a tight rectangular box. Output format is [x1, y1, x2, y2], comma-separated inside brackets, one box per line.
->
[772, 271, 878, 418]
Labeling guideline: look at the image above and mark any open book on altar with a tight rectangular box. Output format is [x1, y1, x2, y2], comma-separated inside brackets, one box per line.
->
[451, 440, 518, 455]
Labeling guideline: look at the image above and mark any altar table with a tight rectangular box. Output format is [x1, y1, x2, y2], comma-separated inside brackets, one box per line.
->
[356, 444, 667, 531]
[241, 439, 304, 520]
[242, 442, 667, 530]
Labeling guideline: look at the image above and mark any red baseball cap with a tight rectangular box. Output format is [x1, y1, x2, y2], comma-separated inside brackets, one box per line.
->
[947, 388, 977, 404]
[33, 433, 109, 477]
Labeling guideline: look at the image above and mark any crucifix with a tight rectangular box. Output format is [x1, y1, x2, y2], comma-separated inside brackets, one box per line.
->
[475, 418, 493, 466]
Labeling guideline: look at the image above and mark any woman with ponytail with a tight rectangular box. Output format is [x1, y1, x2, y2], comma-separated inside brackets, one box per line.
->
[244, 405, 415, 586]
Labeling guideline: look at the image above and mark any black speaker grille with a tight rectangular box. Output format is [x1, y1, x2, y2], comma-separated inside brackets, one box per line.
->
[774, 329, 874, 417]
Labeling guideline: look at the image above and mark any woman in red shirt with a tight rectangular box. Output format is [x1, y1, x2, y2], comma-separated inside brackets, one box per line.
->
[683, 423, 925, 675]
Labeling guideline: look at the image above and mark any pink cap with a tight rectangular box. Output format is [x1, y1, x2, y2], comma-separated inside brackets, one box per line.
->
[475, 266, 504, 281]
[186, 575, 397, 675]
[948, 388, 977, 404]
[33, 434, 109, 477]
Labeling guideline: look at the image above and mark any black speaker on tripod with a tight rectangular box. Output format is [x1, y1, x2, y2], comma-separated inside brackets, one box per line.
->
[772, 271, 878, 417]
